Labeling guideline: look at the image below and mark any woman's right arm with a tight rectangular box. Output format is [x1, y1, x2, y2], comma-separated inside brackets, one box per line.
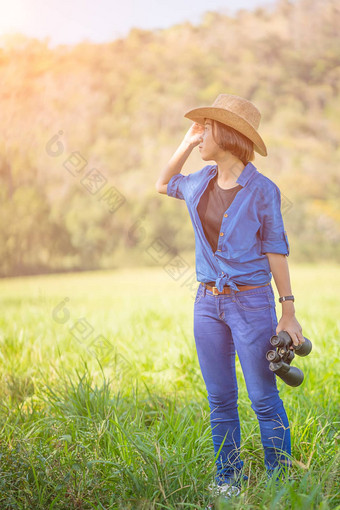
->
[155, 123, 204, 194]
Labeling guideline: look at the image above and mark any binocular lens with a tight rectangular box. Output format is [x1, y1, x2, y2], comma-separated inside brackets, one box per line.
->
[267, 331, 312, 387]
[266, 350, 280, 362]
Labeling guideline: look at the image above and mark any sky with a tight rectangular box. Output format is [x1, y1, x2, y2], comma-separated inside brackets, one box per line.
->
[0, 0, 277, 47]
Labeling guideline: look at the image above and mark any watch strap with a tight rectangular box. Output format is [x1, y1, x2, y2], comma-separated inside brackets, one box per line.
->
[278, 295, 295, 303]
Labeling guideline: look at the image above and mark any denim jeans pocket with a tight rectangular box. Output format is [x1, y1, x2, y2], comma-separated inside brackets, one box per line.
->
[194, 283, 205, 305]
[234, 289, 271, 312]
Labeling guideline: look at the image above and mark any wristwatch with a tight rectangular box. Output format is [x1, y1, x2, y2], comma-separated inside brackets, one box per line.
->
[278, 295, 295, 303]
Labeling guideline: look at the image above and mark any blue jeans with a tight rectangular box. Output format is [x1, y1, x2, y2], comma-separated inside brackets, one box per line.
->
[193, 282, 291, 484]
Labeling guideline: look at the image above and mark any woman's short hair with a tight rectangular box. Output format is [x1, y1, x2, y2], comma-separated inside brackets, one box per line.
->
[210, 119, 255, 165]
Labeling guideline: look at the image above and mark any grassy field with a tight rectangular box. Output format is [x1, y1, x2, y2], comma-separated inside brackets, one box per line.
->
[0, 264, 339, 509]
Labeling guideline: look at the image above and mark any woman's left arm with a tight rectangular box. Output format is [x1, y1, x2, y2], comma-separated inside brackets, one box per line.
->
[266, 253, 305, 346]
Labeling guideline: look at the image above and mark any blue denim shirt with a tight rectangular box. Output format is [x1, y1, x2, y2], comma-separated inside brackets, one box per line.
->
[167, 162, 290, 292]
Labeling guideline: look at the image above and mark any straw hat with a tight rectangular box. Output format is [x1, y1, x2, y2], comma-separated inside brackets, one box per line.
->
[184, 94, 267, 156]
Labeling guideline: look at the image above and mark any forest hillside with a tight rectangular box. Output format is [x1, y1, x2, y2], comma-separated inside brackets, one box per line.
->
[1, 0, 339, 276]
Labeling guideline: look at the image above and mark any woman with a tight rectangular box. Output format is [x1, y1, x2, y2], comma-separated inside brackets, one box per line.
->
[155, 94, 304, 496]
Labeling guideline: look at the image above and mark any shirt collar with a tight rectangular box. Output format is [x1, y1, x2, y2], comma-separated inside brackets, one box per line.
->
[209, 162, 257, 188]
[236, 162, 257, 187]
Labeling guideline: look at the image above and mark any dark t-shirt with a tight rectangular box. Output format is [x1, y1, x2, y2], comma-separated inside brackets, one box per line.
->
[197, 174, 242, 254]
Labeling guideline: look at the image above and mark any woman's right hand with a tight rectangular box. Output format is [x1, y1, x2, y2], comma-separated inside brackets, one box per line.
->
[183, 122, 204, 147]
[155, 122, 204, 194]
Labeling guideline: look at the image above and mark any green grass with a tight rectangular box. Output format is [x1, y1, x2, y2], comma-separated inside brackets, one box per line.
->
[0, 264, 339, 509]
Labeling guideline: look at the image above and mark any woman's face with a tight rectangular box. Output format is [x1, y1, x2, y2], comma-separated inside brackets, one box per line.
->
[199, 120, 222, 161]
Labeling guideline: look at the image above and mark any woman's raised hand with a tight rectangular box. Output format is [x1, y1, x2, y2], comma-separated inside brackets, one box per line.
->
[183, 122, 204, 147]
[155, 122, 204, 193]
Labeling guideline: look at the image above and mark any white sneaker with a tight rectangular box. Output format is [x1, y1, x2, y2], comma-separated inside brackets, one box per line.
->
[207, 481, 241, 498]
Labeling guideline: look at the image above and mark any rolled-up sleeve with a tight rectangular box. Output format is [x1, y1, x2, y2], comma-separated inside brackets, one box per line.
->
[259, 186, 290, 256]
[167, 173, 188, 200]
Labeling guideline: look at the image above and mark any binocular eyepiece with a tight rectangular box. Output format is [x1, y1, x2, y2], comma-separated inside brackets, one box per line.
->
[266, 331, 312, 387]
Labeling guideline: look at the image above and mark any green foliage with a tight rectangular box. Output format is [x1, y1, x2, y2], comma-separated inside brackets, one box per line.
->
[0, 266, 339, 508]
[0, 0, 339, 276]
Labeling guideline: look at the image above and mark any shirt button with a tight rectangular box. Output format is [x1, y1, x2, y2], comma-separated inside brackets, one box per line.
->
[220, 232, 224, 236]
[224, 213, 228, 217]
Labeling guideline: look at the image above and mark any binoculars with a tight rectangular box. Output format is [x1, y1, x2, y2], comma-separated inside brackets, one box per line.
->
[266, 331, 312, 387]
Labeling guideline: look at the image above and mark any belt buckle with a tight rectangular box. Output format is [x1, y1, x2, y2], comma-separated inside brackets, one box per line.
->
[212, 287, 219, 296]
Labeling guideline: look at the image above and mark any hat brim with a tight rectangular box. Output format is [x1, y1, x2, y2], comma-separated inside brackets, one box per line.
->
[184, 106, 267, 157]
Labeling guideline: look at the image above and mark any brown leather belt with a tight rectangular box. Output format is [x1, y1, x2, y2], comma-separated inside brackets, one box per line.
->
[200, 281, 270, 296]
